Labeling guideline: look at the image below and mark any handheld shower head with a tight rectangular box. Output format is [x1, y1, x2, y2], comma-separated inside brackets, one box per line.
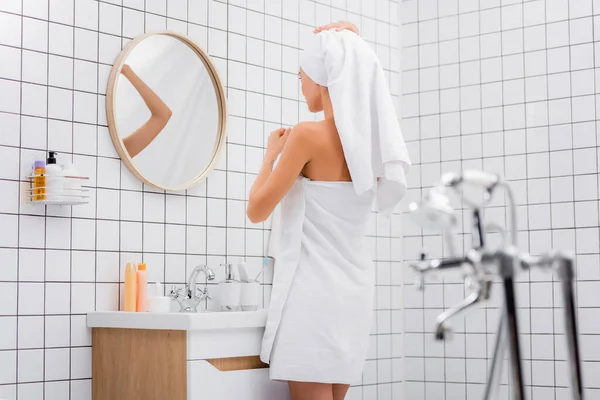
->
[408, 189, 456, 229]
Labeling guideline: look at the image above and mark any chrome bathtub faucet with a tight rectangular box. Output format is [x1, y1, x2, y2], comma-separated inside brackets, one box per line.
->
[408, 169, 584, 400]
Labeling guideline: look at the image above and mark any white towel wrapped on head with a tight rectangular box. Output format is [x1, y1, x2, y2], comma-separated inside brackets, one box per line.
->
[300, 29, 411, 216]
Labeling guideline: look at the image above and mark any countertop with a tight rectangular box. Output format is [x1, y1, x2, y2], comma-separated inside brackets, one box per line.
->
[87, 310, 268, 331]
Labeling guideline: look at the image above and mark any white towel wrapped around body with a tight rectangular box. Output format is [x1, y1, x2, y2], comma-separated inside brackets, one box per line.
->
[261, 178, 375, 384]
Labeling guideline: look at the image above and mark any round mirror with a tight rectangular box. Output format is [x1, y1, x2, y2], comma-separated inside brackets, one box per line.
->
[106, 31, 226, 190]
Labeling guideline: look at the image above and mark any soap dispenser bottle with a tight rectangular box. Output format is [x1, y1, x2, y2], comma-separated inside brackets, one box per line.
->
[45, 151, 62, 202]
[219, 263, 241, 311]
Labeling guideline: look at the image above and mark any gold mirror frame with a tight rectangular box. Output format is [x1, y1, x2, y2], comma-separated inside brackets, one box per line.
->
[106, 31, 227, 191]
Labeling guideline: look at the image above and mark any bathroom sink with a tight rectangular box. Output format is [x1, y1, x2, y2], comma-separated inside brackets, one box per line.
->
[88, 308, 287, 399]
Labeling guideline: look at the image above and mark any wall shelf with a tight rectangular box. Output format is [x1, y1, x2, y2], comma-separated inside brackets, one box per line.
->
[27, 174, 91, 206]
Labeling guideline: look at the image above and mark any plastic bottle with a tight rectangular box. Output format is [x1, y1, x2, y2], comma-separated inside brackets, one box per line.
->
[33, 161, 46, 201]
[136, 263, 148, 312]
[45, 151, 62, 202]
[124, 263, 137, 312]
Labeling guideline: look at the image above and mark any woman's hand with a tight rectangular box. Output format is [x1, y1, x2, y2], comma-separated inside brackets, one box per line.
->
[266, 127, 292, 161]
[314, 21, 359, 35]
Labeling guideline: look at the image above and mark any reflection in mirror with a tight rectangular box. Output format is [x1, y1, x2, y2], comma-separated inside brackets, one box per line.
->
[107, 32, 226, 190]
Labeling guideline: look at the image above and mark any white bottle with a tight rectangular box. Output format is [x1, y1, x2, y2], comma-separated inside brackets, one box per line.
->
[219, 263, 241, 311]
[148, 282, 172, 313]
[45, 151, 62, 202]
[61, 162, 82, 202]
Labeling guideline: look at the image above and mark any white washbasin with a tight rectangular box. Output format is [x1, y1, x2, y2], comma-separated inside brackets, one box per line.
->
[87, 310, 268, 331]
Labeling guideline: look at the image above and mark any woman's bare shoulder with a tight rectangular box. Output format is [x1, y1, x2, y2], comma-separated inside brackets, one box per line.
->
[291, 121, 342, 164]
[293, 120, 336, 139]
[293, 121, 320, 132]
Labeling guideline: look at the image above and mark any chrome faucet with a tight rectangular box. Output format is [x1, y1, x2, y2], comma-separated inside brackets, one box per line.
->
[410, 248, 492, 340]
[408, 170, 584, 400]
[169, 265, 215, 312]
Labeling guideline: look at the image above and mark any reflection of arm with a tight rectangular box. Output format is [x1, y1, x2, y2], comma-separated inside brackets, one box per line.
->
[120, 64, 173, 158]
[313, 21, 359, 35]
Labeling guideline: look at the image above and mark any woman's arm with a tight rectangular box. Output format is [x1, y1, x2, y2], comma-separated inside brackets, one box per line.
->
[247, 125, 312, 223]
[120, 64, 173, 158]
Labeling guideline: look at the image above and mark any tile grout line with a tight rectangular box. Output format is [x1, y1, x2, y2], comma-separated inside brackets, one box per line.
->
[438, 1, 448, 398]
[15, 0, 24, 397]
[414, 3, 427, 399]
[67, 0, 79, 397]
[453, 1, 468, 397]
[41, 0, 51, 396]
[564, 2, 575, 398]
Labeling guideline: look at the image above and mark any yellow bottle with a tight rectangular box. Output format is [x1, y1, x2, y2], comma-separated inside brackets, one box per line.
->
[33, 161, 46, 201]
[124, 263, 137, 312]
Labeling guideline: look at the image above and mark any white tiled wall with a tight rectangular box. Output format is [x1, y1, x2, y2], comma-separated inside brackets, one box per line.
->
[0, 0, 402, 399]
[401, 0, 600, 399]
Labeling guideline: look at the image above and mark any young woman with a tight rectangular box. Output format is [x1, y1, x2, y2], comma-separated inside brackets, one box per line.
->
[248, 21, 410, 400]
